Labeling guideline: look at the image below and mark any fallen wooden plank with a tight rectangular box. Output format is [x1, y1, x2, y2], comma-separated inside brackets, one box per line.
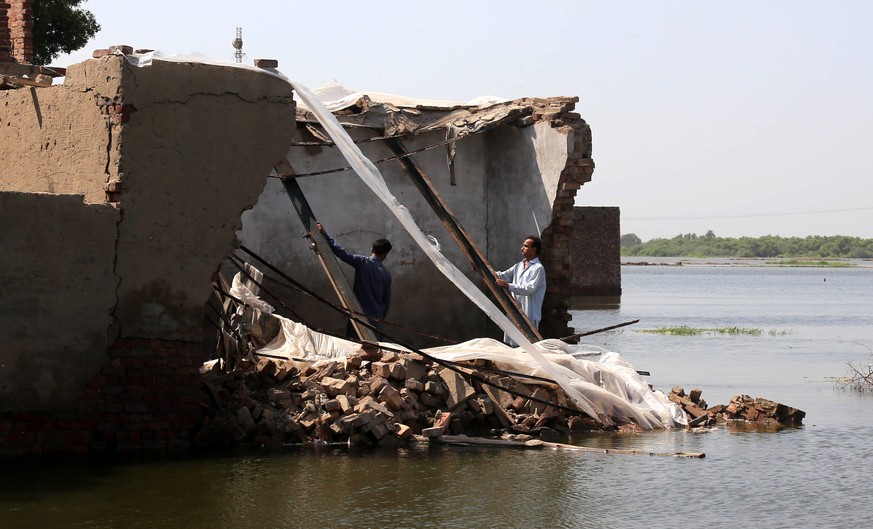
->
[0, 74, 52, 87]
[481, 385, 514, 428]
[0, 63, 65, 78]
[526, 438, 705, 458]
[281, 175, 377, 343]
[433, 434, 528, 447]
[432, 434, 705, 458]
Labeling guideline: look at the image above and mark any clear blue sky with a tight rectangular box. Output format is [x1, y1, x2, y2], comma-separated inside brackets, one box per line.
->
[57, 1, 873, 241]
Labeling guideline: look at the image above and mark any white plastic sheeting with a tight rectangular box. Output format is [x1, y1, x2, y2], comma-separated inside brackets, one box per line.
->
[254, 310, 685, 429]
[259, 316, 361, 363]
[290, 80, 673, 428]
[305, 79, 508, 112]
[229, 272, 274, 315]
[123, 51, 685, 429]
[426, 339, 686, 429]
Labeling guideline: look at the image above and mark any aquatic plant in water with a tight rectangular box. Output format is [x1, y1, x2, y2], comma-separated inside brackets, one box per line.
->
[641, 325, 764, 336]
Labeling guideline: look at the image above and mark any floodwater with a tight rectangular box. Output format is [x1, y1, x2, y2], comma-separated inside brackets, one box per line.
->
[2, 260, 872, 528]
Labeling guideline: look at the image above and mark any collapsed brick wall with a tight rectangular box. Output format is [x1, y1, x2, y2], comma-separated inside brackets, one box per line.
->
[538, 111, 596, 339]
[568, 207, 622, 296]
[0, 0, 31, 63]
[0, 339, 205, 457]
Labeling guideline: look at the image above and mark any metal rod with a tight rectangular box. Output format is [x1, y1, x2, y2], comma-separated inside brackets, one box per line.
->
[559, 319, 640, 342]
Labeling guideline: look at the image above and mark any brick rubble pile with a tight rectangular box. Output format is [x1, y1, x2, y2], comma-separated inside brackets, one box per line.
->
[194, 349, 610, 450]
[668, 386, 806, 428]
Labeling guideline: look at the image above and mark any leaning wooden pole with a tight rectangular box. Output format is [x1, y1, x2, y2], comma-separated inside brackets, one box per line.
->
[384, 138, 543, 343]
[280, 174, 377, 344]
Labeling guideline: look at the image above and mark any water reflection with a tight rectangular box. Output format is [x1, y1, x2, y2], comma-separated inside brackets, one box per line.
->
[3, 263, 873, 528]
[570, 296, 621, 311]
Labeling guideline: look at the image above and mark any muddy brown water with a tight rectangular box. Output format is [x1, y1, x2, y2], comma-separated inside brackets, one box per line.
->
[2, 260, 871, 528]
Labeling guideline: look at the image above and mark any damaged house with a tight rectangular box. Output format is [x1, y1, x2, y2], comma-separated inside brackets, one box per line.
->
[1, 1, 631, 455]
[238, 80, 617, 348]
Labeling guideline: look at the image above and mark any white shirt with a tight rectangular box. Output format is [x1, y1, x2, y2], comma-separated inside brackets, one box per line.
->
[496, 257, 546, 323]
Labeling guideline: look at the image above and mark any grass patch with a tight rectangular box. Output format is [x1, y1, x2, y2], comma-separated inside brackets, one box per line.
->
[640, 325, 704, 335]
[641, 325, 763, 336]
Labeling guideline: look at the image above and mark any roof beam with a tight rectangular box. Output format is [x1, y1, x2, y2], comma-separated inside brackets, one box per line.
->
[384, 137, 543, 343]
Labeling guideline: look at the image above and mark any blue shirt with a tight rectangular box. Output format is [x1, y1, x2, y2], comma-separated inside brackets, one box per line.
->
[324, 234, 392, 322]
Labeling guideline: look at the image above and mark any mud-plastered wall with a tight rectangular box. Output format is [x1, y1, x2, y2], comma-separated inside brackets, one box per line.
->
[63, 58, 297, 341]
[0, 192, 119, 412]
[0, 55, 296, 455]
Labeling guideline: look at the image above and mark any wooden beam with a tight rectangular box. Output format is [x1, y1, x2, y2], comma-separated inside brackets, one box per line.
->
[280, 175, 378, 343]
[384, 137, 543, 343]
[432, 434, 705, 458]
[0, 74, 52, 87]
[0, 63, 66, 78]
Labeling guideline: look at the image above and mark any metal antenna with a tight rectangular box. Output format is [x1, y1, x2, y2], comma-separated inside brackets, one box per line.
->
[232, 27, 245, 63]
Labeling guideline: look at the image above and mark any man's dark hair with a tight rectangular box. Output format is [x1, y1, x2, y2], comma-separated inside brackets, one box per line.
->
[525, 236, 542, 256]
[372, 238, 392, 256]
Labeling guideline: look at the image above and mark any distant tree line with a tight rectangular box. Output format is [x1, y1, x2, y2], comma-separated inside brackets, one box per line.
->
[621, 232, 873, 258]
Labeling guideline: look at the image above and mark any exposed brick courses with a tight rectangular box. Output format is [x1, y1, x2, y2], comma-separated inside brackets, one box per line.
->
[0, 0, 32, 64]
[0, 2, 12, 62]
[0, 339, 207, 458]
[535, 106, 600, 339]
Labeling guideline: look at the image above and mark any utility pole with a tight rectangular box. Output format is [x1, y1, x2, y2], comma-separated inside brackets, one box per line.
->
[232, 27, 245, 63]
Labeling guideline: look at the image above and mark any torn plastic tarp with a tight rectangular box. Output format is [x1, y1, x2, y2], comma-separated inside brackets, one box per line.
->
[251, 304, 685, 429]
[305, 79, 508, 112]
[233, 271, 684, 429]
[290, 80, 666, 428]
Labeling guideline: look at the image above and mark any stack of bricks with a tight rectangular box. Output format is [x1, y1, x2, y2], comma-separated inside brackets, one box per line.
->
[194, 348, 610, 450]
[669, 386, 806, 428]
[0, 0, 32, 64]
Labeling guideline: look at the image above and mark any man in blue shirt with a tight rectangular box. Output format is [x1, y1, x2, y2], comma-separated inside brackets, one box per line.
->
[316, 223, 392, 339]
[496, 236, 546, 346]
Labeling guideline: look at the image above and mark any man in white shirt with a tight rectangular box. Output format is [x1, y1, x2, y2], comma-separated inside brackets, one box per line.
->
[495, 236, 546, 346]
